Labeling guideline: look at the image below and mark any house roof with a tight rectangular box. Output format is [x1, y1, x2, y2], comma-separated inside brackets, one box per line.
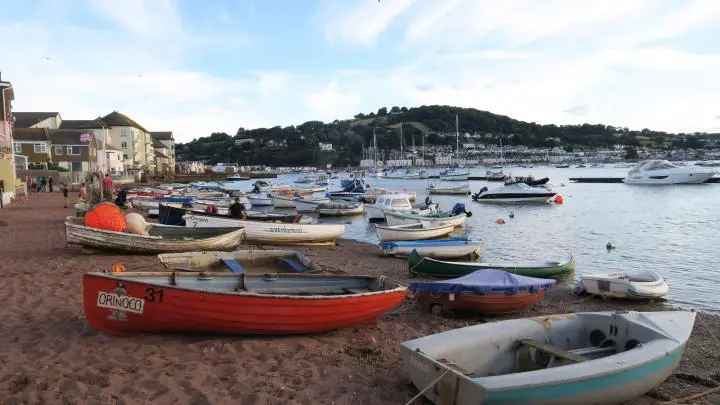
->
[48, 129, 94, 145]
[101, 111, 148, 133]
[150, 131, 173, 141]
[60, 118, 109, 130]
[13, 112, 59, 128]
[155, 151, 168, 158]
[153, 139, 165, 148]
[13, 128, 49, 142]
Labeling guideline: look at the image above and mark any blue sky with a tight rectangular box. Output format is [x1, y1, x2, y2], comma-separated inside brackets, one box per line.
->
[3, 0, 720, 142]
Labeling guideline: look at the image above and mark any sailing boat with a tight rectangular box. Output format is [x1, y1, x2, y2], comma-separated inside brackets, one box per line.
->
[486, 138, 508, 181]
[386, 123, 421, 179]
[439, 114, 471, 181]
[367, 128, 384, 178]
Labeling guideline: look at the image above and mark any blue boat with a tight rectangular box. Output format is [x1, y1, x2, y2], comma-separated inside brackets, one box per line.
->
[379, 238, 483, 259]
[400, 310, 696, 405]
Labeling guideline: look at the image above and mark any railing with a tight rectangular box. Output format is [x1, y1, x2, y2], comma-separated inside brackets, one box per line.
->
[0, 121, 11, 155]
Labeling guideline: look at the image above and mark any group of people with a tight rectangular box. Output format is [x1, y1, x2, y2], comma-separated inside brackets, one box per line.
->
[204, 197, 247, 219]
[24, 173, 116, 209]
[25, 175, 53, 193]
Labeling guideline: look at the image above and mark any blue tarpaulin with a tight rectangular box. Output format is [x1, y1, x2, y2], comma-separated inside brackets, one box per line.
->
[410, 270, 556, 295]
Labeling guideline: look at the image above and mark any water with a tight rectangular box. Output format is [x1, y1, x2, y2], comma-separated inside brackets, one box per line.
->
[257, 167, 720, 312]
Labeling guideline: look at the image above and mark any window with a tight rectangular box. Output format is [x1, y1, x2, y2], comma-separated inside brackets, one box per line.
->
[13, 143, 20, 153]
[120, 128, 129, 137]
[34, 143, 46, 153]
[55, 146, 63, 155]
[123, 154, 128, 160]
[67, 146, 81, 155]
[121, 141, 128, 148]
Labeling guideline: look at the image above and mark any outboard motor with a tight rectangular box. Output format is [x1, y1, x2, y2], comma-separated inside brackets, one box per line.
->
[425, 196, 433, 207]
[452, 202, 472, 217]
[471, 187, 488, 202]
[114, 189, 128, 208]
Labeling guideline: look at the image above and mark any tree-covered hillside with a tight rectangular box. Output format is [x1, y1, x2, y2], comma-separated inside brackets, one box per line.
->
[176, 105, 713, 166]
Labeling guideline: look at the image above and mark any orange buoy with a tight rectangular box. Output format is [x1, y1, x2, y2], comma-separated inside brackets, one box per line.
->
[496, 218, 505, 224]
[554, 195, 564, 205]
[109, 263, 126, 273]
[84, 202, 127, 232]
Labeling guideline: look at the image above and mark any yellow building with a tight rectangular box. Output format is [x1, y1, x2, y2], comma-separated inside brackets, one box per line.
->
[0, 75, 15, 205]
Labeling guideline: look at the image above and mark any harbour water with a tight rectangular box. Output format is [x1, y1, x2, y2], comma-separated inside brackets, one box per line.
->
[267, 167, 720, 312]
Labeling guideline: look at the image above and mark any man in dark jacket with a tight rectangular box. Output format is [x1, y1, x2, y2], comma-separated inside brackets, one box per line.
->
[229, 197, 247, 219]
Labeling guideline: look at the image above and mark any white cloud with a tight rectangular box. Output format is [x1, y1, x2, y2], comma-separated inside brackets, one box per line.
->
[322, 0, 420, 45]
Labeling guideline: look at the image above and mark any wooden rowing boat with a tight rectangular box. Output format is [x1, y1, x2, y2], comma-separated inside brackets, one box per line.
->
[379, 238, 483, 258]
[375, 222, 456, 242]
[83, 271, 407, 335]
[426, 184, 472, 195]
[384, 210, 468, 228]
[400, 310, 696, 405]
[158, 203, 306, 226]
[410, 270, 555, 315]
[183, 213, 345, 246]
[64, 217, 245, 254]
[157, 249, 323, 274]
[317, 202, 364, 216]
[408, 250, 575, 278]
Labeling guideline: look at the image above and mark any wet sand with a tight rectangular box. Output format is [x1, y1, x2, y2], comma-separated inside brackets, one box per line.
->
[0, 193, 718, 405]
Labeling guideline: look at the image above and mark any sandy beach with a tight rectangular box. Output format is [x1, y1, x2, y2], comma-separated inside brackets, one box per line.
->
[0, 193, 718, 405]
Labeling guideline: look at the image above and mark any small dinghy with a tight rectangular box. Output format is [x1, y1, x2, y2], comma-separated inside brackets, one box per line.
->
[408, 250, 575, 279]
[380, 238, 483, 259]
[157, 249, 323, 274]
[410, 270, 555, 315]
[384, 203, 471, 228]
[426, 184, 472, 195]
[375, 222, 455, 242]
[573, 270, 669, 300]
[400, 310, 696, 405]
[317, 202, 364, 217]
[83, 271, 407, 335]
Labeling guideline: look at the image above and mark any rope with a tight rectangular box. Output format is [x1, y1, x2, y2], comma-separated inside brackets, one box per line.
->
[403, 369, 451, 405]
[408, 256, 427, 276]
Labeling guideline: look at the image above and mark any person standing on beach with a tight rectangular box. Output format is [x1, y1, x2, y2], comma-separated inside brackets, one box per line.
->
[79, 183, 87, 202]
[40, 176, 47, 192]
[62, 184, 69, 208]
[48, 177, 54, 193]
[102, 174, 113, 201]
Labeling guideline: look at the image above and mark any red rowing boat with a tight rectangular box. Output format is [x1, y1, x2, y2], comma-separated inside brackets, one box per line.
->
[83, 271, 406, 335]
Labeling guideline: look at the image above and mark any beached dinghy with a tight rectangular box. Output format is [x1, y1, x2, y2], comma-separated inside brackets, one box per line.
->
[158, 203, 306, 226]
[292, 196, 333, 213]
[384, 204, 471, 228]
[408, 250, 575, 278]
[317, 202, 364, 217]
[375, 222, 456, 242]
[573, 270, 669, 300]
[183, 213, 345, 246]
[400, 310, 696, 405]
[64, 217, 245, 254]
[158, 249, 324, 273]
[380, 239, 483, 259]
[426, 183, 472, 195]
[83, 271, 407, 335]
[410, 270, 555, 315]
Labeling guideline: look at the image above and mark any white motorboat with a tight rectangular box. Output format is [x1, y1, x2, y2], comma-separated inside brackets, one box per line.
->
[374, 222, 455, 242]
[573, 270, 669, 300]
[246, 194, 273, 206]
[366, 194, 439, 221]
[439, 166, 470, 181]
[226, 174, 250, 181]
[472, 183, 557, 203]
[623, 160, 716, 185]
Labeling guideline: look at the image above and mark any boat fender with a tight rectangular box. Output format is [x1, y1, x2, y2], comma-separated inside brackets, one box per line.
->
[496, 218, 505, 225]
[554, 195, 564, 204]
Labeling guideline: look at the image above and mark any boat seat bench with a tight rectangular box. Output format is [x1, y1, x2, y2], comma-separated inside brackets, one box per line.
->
[516, 339, 587, 363]
[221, 258, 246, 273]
[276, 258, 306, 273]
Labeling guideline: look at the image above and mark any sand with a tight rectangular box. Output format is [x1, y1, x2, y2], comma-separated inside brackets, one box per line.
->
[0, 193, 718, 405]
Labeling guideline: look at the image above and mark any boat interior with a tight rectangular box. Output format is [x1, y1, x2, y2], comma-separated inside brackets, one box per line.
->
[411, 312, 676, 381]
[158, 250, 321, 274]
[95, 272, 403, 296]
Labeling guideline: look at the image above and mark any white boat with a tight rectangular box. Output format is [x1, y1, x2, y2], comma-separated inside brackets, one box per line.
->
[623, 159, 716, 185]
[384, 210, 468, 228]
[182, 213, 345, 246]
[385, 169, 422, 179]
[366, 194, 438, 221]
[573, 270, 669, 300]
[400, 310, 696, 405]
[439, 167, 470, 181]
[293, 197, 333, 213]
[293, 184, 327, 193]
[379, 238, 483, 258]
[247, 194, 273, 206]
[271, 194, 299, 208]
[226, 174, 249, 181]
[426, 183, 471, 195]
[374, 222, 455, 242]
[472, 183, 557, 203]
[157, 249, 323, 273]
[317, 202, 364, 217]
[486, 166, 508, 181]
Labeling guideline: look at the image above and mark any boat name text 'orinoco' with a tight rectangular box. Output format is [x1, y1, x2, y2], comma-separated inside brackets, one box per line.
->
[97, 292, 145, 314]
[267, 227, 304, 234]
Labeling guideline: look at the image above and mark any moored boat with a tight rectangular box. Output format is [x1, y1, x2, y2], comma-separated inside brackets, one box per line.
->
[375, 222, 455, 242]
[158, 203, 304, 226]
[317, 202, 364, 217]
[384, 204, 470, 228]
[410, 270, 555, 315]
[400, 310, 696, 405]
[472, 183, 557, 203]
[408, 250, 575, 278]
[64, 217, 245, 254]
[573, 270, 669, 300]
[157, 249, 323, 274]
[379, 238, 483, 258]
[84, 271, 407, 335]
[426, 183, 471, 195]
[183, 213, 345, 245]
[293, 196, 333, 213]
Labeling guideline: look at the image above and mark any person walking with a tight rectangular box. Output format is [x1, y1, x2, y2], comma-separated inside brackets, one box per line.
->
[102, 174, 114, 201]
[48, 177, 54, 193]
[62, 184, 69, 208]
[40, 176, 47, 192]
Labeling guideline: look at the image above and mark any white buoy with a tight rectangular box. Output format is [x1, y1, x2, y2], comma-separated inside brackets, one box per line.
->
[125, 213, 147, 234]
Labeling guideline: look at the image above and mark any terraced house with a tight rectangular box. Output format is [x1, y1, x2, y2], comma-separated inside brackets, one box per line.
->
[0, 75, 15, 205]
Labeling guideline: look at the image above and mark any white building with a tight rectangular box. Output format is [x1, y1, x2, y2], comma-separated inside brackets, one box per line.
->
[319, 142, 333, 151]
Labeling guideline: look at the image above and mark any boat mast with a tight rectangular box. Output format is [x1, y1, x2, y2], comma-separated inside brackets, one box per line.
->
[400, 123, 404, 164]
[455, 113, 459, 165]
[373, 127, 378, 169]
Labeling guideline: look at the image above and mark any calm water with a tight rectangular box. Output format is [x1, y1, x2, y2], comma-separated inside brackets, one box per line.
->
[267, 168, 720, 312]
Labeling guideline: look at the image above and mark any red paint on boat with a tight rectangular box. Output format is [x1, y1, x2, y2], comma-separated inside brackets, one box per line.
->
[83, 273, 406, 336]
[415, 290, 546, 315]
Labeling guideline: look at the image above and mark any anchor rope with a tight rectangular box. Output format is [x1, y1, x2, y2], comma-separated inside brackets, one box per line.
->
[403, 369, 451, 405]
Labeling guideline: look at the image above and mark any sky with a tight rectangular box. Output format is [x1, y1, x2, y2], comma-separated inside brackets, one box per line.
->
[3, 0, 720, 142]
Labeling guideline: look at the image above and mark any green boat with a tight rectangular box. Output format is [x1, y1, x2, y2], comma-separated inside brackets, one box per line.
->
[408, 249, 575, 279]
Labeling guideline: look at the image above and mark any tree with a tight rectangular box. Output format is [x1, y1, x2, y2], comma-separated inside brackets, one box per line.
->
[624, 147, 638, 160]
[390, 106, 400, 114]
[377, 107, 388, 116]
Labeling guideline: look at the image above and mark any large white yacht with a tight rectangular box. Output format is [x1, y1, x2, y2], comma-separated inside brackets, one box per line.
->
[623, 160, 716, 185]
[471, 183, 557, 203]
